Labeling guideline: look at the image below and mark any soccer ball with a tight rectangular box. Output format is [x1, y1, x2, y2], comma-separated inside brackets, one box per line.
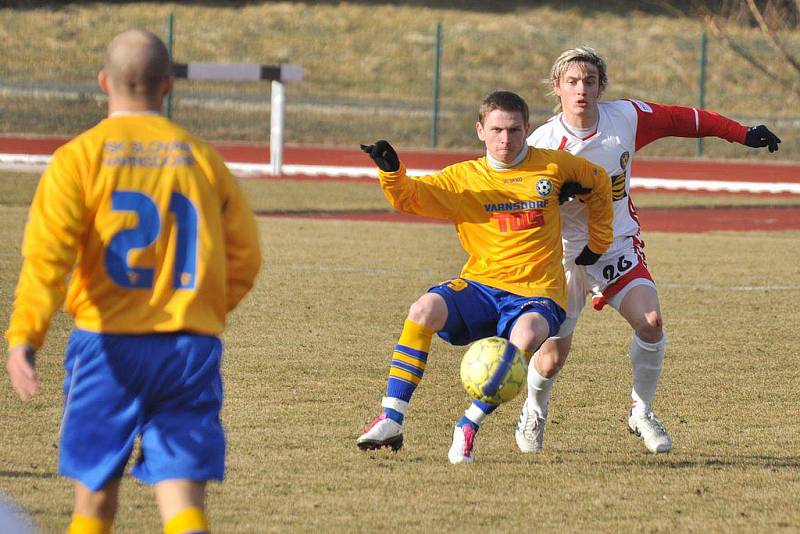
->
[459, 337, 527, 405]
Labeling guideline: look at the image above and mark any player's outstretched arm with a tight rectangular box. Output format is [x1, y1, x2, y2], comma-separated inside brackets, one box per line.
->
[6, 344, 39, 401]
[360, 140, 400, 172]
[631, 101, 782, 154]
[359, 140, 458, 221]
[744, 125, 781, 153]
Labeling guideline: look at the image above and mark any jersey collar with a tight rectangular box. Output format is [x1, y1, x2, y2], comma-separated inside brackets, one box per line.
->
[559, 114, 599, 141]
[486, 144, 529, 171]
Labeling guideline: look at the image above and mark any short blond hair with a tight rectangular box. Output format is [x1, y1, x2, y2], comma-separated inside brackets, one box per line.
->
[546, 47, 608, 111]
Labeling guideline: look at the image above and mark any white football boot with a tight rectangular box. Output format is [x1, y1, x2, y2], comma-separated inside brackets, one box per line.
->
[448, 425, 476, 464]
[628, 409, 672, 453]
[515, 398, 545, 453]
[357, 413, 403, 451]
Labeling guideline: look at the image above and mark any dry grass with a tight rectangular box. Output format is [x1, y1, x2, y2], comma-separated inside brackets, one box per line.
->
[0, 2, 797, 158]
[1, 174, 799, 532]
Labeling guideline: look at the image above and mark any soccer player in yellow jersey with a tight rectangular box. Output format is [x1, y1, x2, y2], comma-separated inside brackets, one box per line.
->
[357, 91, 613, 463]
[5, 30, 261, 533]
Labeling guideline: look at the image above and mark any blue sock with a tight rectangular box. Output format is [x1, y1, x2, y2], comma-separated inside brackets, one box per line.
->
[473, 400, 499, 415]
[384, 407, 404, 424]
[457, 415, 479, 431]
[457, 400, 499, 430]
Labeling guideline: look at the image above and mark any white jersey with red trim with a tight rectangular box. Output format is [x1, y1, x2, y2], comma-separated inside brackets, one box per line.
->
[527, 99, 747, 254]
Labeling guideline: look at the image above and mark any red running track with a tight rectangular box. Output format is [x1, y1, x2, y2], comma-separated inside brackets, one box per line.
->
[3, 135, 799, 233]
[4, 135, 800, 182]
[257, 206, 800, 232]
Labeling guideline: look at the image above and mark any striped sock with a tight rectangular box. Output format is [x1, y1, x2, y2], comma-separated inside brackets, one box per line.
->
[383, 320, 434, 424]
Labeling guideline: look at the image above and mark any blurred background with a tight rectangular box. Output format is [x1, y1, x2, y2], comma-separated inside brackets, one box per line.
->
[1, 0, 797, 159]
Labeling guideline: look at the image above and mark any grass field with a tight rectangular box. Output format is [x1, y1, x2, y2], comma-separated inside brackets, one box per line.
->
[1, 2, 798, 158]
[0, 173, 798, 532]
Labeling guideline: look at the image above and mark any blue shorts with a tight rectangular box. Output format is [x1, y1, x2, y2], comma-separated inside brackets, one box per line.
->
[59, 329, 225, 491]
[429, 278, 566, 346]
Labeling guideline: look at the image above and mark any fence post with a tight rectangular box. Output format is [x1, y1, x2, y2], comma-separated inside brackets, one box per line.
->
[271, 80, 285, 176]
[431, 22, 442, 149]
[165, 13, 175, 119]
[696, 31, 707, 157]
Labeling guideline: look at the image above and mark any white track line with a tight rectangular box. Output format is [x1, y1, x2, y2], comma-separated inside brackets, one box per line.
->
[660, 282, 800, 291]
[633, 177, 800, 194]
[1, 153, 799, 194]
[227, 161, 440, 178]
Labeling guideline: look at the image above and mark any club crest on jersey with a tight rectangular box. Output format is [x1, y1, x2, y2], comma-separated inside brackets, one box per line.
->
[535, 178, 553, 196]
[609, 151, 630, 201]
[620, 151, 630, 170]
[610, 151, 630, 202]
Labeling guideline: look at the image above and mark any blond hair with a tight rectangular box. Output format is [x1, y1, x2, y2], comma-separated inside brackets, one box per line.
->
[546, 47, 608, 112]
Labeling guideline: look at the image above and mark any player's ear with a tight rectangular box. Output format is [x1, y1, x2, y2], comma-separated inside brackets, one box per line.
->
[98, 70, 110, 95]
[161, 75, 175, 99]
[476, 121, 486, 141]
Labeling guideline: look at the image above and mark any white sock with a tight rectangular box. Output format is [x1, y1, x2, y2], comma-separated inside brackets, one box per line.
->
[465, 403, 490, 426]
[630, 333, 667, 415]
[526, 355, 557, 420]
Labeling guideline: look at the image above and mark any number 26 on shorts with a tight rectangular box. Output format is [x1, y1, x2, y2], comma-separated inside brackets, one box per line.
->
[601, 254, 633, 283]
[105, 190, 198, 289]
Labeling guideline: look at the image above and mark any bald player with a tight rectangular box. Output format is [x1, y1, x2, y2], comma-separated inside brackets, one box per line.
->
[5, 29, 261, 534]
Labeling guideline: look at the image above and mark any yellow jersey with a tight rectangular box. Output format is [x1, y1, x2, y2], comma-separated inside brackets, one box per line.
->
[378, 147, 613, 309]
[6, 114, 261, 349]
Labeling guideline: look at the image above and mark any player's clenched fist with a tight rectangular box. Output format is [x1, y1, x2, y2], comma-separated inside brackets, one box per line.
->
[360, 140, 400, 172]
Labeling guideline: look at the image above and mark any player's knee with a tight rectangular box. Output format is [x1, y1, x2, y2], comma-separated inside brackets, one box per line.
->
[541, 336, 571, 374]
[510, 315, 549, 354]
[511, 331, 538, 355]
[534, 349, 564, 378]
[636, 311, 663, 343]
[407, 294, 446, 330]
[73, 483, 119, 519]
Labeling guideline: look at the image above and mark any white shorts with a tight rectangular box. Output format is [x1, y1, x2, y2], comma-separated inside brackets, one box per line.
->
[554, 236, 656, 338]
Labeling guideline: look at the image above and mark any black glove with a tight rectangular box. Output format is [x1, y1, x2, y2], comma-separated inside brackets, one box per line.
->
[559, 181, 592, 204]
[574, 245, 602, 266]
[744, 125, 781, 153]
[360, 140, 400, 172]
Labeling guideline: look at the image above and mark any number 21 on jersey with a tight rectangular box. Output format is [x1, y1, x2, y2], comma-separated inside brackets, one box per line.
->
[105, 190, 198, 289]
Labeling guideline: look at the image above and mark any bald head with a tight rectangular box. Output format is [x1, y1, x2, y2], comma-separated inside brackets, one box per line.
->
[103, 29, 171, 102]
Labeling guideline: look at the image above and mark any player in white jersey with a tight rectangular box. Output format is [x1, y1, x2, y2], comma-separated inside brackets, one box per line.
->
[517, 47, 781, 454]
